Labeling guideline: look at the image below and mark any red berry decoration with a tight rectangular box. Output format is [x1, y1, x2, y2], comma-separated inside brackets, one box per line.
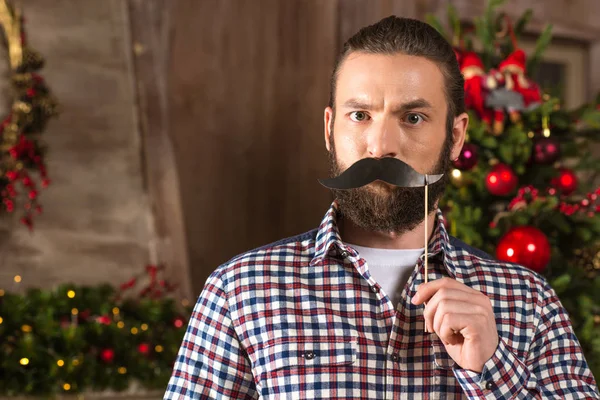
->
[496, 226, 551, 273]
[532, 137, 560, 164]
[100, 348, 115, 363]
[486, 163, 517, 196]
[20, 216, 33, 230]
[552, 168, 578, 195]
[96, 315, 111, 325]
[173, 317, 185, 329]
[453, 143, 479, 171]
[138, 343, 150, 355]
[6, 171, 18, 181]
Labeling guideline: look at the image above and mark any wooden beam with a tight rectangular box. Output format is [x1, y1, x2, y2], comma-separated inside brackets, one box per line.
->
[168, 0, 338, 292]
[126, 0, 193, 300]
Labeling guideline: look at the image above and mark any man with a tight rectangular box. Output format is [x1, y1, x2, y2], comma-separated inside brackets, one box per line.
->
[164, 16, 599, 399]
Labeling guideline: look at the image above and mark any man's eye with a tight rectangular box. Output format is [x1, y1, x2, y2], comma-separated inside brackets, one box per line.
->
[406, 113, 423, 125]
[349, 111, 369, 122]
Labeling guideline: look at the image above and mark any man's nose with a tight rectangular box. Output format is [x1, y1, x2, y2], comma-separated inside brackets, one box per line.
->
[366, 118, 399, 159]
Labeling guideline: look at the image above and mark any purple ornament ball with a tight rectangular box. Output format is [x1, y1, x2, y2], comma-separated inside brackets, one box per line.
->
[452, 143, 479, 171]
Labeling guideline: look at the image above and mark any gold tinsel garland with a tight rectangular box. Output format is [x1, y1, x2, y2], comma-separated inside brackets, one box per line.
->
[573, 243, 600, 279]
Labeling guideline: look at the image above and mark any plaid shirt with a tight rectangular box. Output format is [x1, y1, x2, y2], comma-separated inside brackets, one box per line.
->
[164, 201, 599, 399]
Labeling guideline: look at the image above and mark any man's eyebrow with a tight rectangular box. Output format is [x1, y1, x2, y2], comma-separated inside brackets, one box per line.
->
[340, 98, 434, 112]
[340, 99, 374, 110]
[393, 99, 434, 112]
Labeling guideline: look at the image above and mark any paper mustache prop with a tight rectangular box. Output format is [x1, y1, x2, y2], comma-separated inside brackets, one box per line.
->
[318, 157, 444, 190]
[319, 157, 445, 332]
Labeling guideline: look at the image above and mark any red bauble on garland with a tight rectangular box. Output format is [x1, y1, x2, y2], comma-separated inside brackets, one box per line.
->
[138, 343, 150, 355]
[496, 226, 551, 272]
[100, 348, 115, 363]
[486, 163, 517, 196]
[552, 168, 578, 195]
[173, 316, 185, 329]
[453, 143, 479, 171]
[96, 315, 111, 325]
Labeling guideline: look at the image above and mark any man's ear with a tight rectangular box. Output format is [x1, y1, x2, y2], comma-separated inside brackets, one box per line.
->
[450, 112, 469, 161]
[324, 106, 333, 152]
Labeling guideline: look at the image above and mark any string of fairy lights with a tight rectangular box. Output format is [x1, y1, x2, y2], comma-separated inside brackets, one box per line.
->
[2, 272, 191, 393]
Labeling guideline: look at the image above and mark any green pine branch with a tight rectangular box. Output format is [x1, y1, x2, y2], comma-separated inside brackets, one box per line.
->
[526, 24, 553, 76]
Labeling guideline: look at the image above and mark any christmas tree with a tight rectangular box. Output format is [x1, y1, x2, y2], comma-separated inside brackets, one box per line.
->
[427, 0, 600, 378]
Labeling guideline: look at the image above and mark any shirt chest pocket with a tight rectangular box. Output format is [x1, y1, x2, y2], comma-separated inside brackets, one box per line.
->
[253, 336, 357, 398]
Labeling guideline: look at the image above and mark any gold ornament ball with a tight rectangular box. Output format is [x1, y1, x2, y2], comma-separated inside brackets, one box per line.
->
[450, 169, 469, 188]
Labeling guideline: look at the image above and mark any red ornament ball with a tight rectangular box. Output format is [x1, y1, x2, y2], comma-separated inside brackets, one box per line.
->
[138, 343, 150, 354]
[100, 348, 115, 363]
[5, 171, 18, 181]
[552, 168, 578, 195]
[96, 315, 111, 325]
[174, 317, 185, 329]
[453, 143, 479, 171]
[496, 226, 551, 273]
[532, 137, 560, 164]
[486, 163, 517, 196]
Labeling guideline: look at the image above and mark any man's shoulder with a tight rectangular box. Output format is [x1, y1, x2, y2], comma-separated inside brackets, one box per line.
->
[208, 228, 319, 282]
[448, 235, 550, 290]
[448, 236, 494, 261]
[250, 228, 320, 254]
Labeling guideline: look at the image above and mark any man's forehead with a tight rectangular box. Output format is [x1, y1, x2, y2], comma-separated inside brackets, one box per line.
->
[335, 52, 445, 110]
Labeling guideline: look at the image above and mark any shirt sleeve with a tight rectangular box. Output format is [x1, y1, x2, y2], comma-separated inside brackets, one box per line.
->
[163, 270, 258, 400]
[453, 282, 600, 399]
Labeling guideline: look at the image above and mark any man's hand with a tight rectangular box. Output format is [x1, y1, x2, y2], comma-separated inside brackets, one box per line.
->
[411, 277, 499, 373]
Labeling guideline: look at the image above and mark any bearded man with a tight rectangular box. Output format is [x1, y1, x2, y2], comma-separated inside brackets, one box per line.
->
[164, 16, 599, 400]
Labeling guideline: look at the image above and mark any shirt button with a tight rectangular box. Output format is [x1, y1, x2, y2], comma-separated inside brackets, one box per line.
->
[340, 250, 349, 258]
[484, 381, 493, 390]
[390, 353, 400, 362]
[371, 286, 378, 293]
[303, 351, 316, 360]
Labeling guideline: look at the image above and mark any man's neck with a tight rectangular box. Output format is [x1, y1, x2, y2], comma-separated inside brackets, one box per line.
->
[338, 210, 437, 250]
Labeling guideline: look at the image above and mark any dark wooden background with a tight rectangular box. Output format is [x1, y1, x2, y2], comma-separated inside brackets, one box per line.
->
[128, 0, 600, 296]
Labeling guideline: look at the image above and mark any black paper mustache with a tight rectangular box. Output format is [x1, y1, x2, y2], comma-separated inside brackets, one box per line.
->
[319, 157, 444, 190]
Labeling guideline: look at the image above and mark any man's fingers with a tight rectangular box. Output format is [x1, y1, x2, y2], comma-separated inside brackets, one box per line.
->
[438, 313, 478, 345]
[430, 300, 486, 334]
[412, 277, 476, 305]
[437, 314, 486, 344]
[423, 290, 473, 332]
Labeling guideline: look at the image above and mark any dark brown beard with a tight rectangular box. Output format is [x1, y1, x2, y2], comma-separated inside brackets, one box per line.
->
[328, 129, 452, 235]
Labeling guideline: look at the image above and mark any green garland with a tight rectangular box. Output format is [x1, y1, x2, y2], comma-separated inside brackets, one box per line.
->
[0, 282, 192, 396]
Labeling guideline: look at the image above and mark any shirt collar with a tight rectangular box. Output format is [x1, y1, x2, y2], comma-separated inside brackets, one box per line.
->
[310, 200, 458, 278]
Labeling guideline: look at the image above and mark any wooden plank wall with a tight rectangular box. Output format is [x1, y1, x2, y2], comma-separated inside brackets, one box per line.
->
[127, 0, 193, 300]
[168, 0, 339, 291]
[130, 0, 600, 295]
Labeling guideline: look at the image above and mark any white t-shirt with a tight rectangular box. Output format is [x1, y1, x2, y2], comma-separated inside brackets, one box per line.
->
[345, 243, 424, 307]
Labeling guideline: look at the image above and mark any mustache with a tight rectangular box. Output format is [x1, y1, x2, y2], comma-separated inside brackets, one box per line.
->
[319, 157, 444, 190]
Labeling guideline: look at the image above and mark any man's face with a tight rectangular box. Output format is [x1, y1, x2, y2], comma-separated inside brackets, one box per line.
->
[323, 52, 466, 234]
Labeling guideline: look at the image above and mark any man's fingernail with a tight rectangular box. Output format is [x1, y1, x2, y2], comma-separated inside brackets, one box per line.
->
[411, 294, 419, 304]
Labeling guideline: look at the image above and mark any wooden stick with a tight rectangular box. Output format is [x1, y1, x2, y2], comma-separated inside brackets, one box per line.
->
[424, 176, 428, 284]
[424, 176, 429, 333]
